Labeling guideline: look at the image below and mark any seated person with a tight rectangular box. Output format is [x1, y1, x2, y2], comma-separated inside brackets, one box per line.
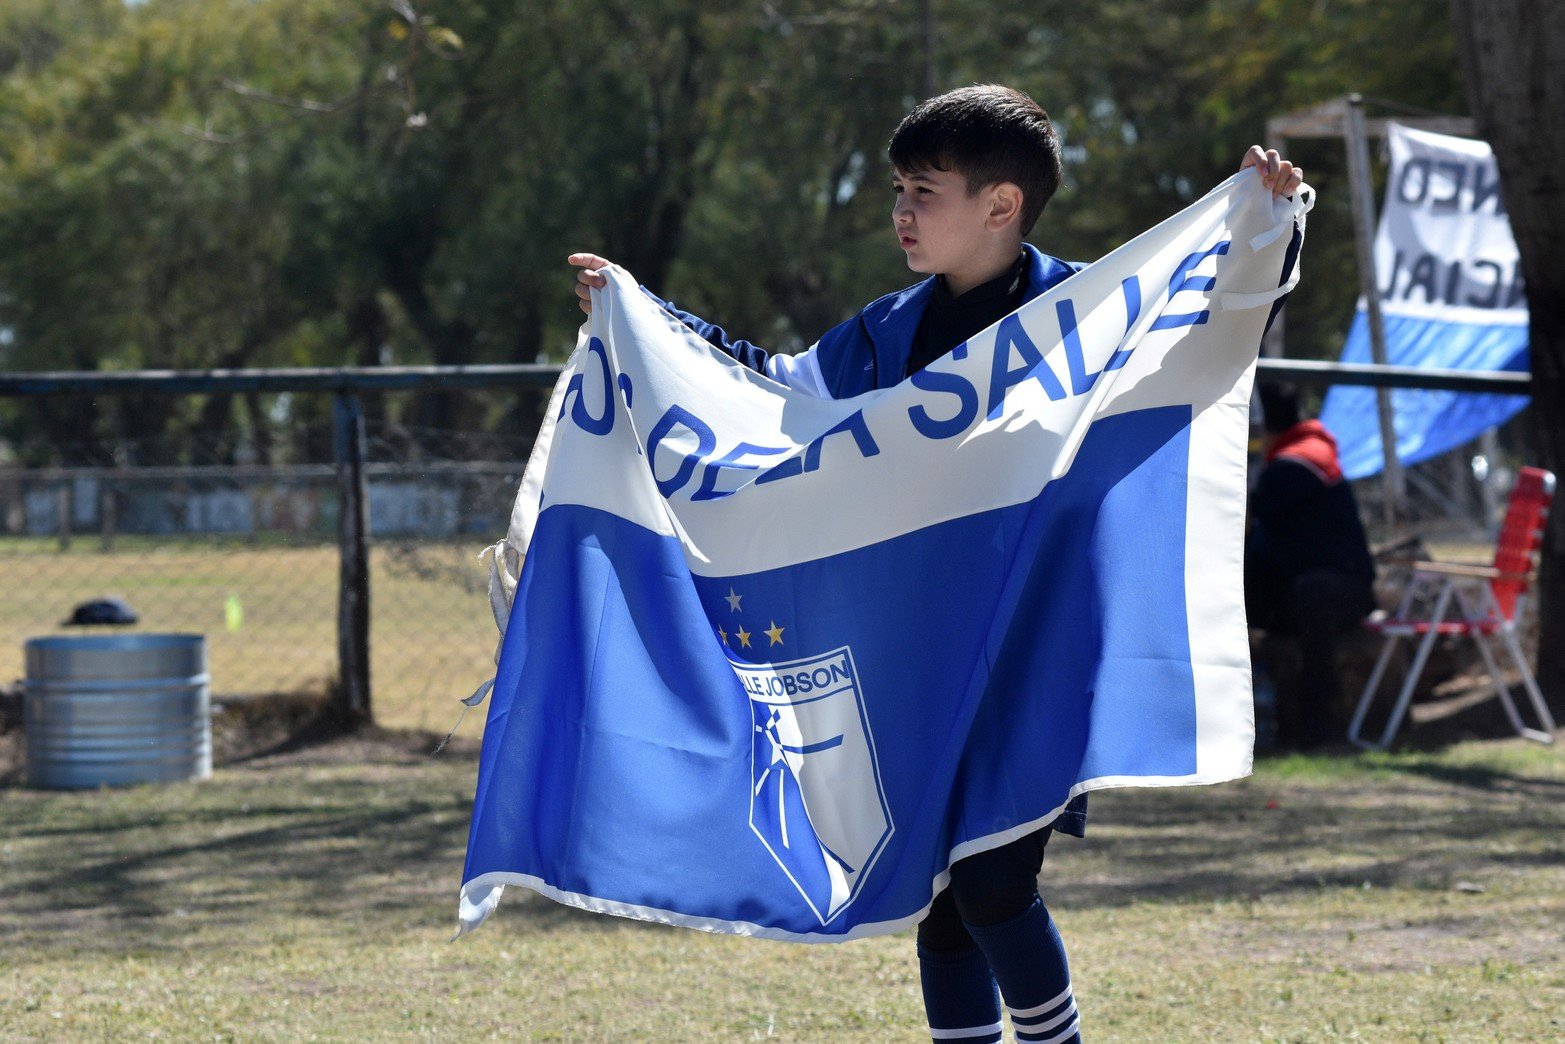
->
[1246, 381, 1376, 747]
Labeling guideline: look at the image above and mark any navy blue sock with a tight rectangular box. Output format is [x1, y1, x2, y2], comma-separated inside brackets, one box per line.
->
[917, 942, 1002, 1043]
[963, 899, 1080, 1043]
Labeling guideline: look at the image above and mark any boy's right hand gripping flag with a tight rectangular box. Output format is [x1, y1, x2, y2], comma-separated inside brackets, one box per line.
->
[461, 170, 1313, 942]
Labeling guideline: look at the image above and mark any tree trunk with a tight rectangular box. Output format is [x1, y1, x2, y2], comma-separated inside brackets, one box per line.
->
[1451, 0, 1565, 716]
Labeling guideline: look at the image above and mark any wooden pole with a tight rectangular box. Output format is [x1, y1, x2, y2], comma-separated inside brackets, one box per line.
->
[1343, 93, 1407, 534]
[56, 482, 71, 550]
[333, 392, 372, 723]
[1478, 428, 1502, 530]
[100, 479, 116, 552]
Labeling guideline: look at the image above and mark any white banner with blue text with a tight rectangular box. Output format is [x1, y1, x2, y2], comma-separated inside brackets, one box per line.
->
[1322, 123, 1528, 478]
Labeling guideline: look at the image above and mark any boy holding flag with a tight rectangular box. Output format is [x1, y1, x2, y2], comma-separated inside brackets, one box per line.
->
[567, 84, 1301, 1042]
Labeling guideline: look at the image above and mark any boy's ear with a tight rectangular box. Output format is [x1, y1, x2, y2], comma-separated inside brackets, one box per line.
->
[985, 182, 1024, 232]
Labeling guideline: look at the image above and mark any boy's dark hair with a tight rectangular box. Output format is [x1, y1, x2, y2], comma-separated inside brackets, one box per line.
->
[1257, 381, 1302, 435]
[888, 84, 1062, 236]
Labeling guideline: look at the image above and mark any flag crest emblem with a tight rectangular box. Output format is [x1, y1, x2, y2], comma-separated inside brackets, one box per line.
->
[738, 647, 892, 925]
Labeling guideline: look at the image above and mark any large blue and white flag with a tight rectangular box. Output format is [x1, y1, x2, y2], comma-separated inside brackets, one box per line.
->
[1321, 123, 1529, 479]
[461, 170, 1311, 941]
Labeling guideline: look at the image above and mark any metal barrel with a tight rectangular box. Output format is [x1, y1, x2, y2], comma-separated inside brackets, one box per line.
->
[23, 634, 211, 789]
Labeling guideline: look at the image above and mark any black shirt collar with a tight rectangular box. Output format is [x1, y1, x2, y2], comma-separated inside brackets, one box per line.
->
[930, 251, 1027, 312]
[904, 251, 1030, 380]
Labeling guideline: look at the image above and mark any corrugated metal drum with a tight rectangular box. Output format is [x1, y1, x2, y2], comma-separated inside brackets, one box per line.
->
[24, 634, 211, 789]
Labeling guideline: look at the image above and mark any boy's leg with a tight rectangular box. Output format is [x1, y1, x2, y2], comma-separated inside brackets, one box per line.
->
[950, 830, 1081, 1044]
[916, 887, 1003, 1043]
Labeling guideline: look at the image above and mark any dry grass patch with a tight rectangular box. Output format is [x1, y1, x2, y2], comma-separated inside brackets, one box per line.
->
[0, 539, 496, 735]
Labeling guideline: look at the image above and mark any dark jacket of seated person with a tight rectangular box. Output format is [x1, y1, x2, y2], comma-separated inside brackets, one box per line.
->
[1246, 411, 1376, 634]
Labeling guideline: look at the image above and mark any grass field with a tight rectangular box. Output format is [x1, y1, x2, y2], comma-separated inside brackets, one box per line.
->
[1, 732, 1561, 1041]
[0, 540, 496, 733]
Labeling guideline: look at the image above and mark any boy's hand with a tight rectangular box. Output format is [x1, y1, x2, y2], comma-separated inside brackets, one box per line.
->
[1241, 146, 1303, 199]
[568, 253, 613, 315]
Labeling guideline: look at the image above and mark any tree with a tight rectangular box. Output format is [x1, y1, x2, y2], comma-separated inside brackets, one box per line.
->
[1451, 0, 1565, 715]
[0, 0, 1478, 463]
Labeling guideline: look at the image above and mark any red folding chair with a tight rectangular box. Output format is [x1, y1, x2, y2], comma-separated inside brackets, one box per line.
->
[1348, 466, 1558, 750]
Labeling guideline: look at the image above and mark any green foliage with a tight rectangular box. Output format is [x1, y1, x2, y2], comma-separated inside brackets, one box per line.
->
[0, 0, 1470, 457]
[994, 0, 1467, 366]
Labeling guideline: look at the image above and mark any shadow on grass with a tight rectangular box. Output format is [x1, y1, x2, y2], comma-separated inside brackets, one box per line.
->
[0, 693, 508, 956]
[3, 715, 1562, 957]
[1352, 675, 1562, 758]
[1043, 753, 1565, 910]
[4, 777, 461, 885]
[1385, 756, 1565, 794]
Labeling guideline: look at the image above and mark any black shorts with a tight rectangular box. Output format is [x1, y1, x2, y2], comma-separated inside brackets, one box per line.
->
[917, 827, 1053, 954]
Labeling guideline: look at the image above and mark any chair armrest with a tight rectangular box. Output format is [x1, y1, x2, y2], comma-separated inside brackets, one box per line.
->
[1410, 560, 1533, 582]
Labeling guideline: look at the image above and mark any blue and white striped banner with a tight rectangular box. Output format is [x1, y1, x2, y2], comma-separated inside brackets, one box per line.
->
[460, 170, 1311, 941]
[1322, 123, 1529, 478]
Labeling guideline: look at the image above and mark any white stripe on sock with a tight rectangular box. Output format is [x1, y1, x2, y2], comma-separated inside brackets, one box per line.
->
[1013, 1000, 1077, 1034]
[928, 1021, 1004, 1039]
[1008, 984, 1072, 1020]
[1017, 1014, 1080, 1044]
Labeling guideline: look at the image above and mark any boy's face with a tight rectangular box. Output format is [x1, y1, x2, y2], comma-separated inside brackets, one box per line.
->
[891, 166, 1013, 282]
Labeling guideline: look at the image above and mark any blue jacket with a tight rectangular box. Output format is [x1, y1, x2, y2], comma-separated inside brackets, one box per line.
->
[648, 244, 1081, 399]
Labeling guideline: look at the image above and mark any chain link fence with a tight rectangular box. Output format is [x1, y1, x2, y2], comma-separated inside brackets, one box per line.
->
[1350, 412, 1530, 549]
[0, 365, 1539, 737]
[0, 384, 547, 733]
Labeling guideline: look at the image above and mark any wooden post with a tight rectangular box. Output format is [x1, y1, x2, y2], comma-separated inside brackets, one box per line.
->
[1449, 439, 1475, 520]
[100, 479, 116, 552]
[333, 391, 372, 723]
[56, 482, 71, 550]
[1344, 93, 1407, 535]
[1478, 428, 1502, 530]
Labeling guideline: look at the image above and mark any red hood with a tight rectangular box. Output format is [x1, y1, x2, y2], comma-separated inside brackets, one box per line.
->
[1265, 419, 1343, 485]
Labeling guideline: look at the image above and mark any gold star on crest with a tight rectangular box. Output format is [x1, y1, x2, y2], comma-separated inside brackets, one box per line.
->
[764, 621, 785, 646]
[718, 626, 728, 646]
[735, 626, 752, 649]
[724, 588, 743, 612]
